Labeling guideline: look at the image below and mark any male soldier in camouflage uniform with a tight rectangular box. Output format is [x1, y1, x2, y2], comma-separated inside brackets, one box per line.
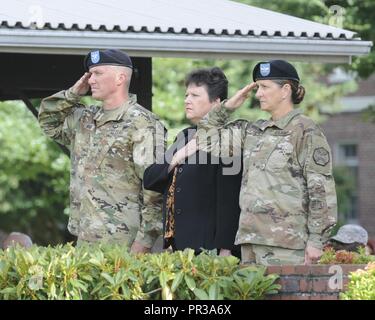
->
[38, 49, 165, 253]
[196, 60, 337, 265]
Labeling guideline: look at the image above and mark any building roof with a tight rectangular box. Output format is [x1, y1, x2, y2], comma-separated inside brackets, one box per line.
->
[0, 0, 372, 62]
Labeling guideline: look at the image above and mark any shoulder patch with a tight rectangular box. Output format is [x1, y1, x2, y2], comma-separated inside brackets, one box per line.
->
[313, 147, 330, 166]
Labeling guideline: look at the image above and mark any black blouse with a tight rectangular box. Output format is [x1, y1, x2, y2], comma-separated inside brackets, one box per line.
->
[143, 127, 242, 255]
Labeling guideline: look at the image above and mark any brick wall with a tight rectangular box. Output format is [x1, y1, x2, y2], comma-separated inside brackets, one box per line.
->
[321, 112, 375, 238]
[265, 264, 367, 300]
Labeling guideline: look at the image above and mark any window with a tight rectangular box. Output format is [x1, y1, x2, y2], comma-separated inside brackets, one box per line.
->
[337, 144, 358, 166]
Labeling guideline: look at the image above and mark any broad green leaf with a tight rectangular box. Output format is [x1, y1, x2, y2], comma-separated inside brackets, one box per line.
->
[162, 286, 173, 300]
[208, 283, 219, 300]
[0, 287, 17, 294]
[171, 272, 184, 292]
[194, 288, 209, 300]
[184, 275, 196, 291]
[70, 279, 88, 292]
[159, 271, 168, 288]
[101, 273, 115, 286]
[48, 282, 57, 299]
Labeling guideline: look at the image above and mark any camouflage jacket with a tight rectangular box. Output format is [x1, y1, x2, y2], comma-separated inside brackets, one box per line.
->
[38, 89, 165, 248]
[197, 106, 337, 250]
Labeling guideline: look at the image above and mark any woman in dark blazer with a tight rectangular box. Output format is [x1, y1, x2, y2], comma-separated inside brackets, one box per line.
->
[143, 67, 242, 257]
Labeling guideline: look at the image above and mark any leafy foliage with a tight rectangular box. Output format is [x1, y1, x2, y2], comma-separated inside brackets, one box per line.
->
[340, 262, 375, 300]
[332, 166, 356, 223]
[0, 244, 280, 300]
[235, 0, 375, 122]
[324, 0, 375, 79]
[152, 56, 356, 144]
[235, 0, 329, 23]
[362, 104, 375, 123]
[235, 0, 375, 78]
[318, 247, 375, 264]
[0, 101, 72, 245]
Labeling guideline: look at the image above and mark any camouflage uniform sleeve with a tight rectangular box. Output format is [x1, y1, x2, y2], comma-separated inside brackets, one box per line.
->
[196, 103, 247, 158]
[38, 88, 85, 147]
[300, 130, 338, 249]
[132, 117, 166, 248]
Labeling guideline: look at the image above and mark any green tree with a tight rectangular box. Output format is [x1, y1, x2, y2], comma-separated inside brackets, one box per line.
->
[324, 0, 375, 78]
[235, 0, 375, 78]
[234, 0, 375, 120]
[152, 58, 356, 144]
[332, 166, 357, 224]
[0, 101, 72, 245]
[235, 0, 329, 22]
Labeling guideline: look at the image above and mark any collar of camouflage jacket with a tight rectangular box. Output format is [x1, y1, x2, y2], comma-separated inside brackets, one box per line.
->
[94, 94, 137, 127]
[256, 108, 303, 131]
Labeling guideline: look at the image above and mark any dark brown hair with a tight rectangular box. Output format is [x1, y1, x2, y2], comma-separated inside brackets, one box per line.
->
[273, 79, 305, 104]
[185, 67, 228, 102]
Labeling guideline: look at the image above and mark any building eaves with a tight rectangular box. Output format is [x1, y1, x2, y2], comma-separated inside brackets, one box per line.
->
[0, 27, 371, 63]
[0, 0, 372, 63]
[0, 20, 355, 40]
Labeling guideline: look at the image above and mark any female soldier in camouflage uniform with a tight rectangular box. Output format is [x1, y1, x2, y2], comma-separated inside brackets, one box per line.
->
[196, 60, 337, 265]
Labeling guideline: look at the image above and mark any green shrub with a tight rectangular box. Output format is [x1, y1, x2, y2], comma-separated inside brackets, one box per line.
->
[340, 262, 375, 300]
[0, 244, 280, 300]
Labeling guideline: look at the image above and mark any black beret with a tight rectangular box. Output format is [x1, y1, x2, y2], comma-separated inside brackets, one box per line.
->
[84, 49, 133, 71]
[253, 60, 300, 82]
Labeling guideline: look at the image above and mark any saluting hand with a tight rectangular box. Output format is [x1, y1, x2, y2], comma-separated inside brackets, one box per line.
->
[224, 82, 257, 110]
[71, 72, 92, 96]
